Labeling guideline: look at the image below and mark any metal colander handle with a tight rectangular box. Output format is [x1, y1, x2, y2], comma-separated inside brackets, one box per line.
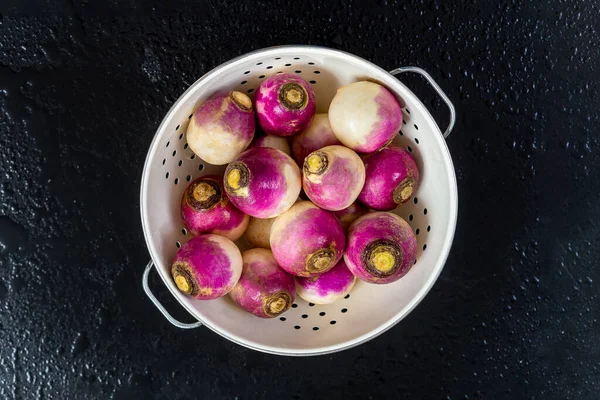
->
[389, 66, 456, 139]
[142, 260, 202, 329]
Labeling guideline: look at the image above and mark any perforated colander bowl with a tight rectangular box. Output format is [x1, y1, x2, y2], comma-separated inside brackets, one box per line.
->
[140, 45, 458, 356]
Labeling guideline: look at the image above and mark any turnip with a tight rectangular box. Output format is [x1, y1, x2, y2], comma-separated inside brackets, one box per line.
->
[181, 175, 249, 241]
[230, 248, 295, 318]
[186, 91, 255, 165]
[171, 234, 243, 299]
[249, 132, 291, 156]
[255, 73, 316, 137]
[302, 145, 366, 211]
[270, 201, 345, 277]
[328, 81, 402, 153]
[291, 113, 341, 165]
[358, 146, 420, 210]
[295, 259, 356, 304]
[224, 147, 301, 218]
[244, 216, 275, 249]
[344, 212, 417, 284]
[334, 201, 369, 231]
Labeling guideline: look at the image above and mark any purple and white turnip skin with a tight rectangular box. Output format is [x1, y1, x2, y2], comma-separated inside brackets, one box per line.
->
[186, 91, 255, 165]
[181, 175, 249, 241]
[344, 212, 417, 284]
[292, 113, 341, 165]
[229, 248, 295, 318]
[244, 216, 275, 249]
[171, 234, 243, 299]
[333, 201, 369, 231]
[270, 201, 345, 277]
[328, 81, 402, 153]
[358, 146, 420, 210]
[255, 73, 316, 137]
[295, 259, 356, 304]
[249, 132, 291, 156]
[224, 147, 301, 218]
[302, 145, 366, 211]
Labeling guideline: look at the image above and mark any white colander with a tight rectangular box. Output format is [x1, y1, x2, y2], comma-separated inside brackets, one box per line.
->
[140, 45, 458, 356]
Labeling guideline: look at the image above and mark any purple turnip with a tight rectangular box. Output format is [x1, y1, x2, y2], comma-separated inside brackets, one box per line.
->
[186, 91, 255, 165]
[224, 147, 301, 218]
[358, 146, 420, 210]
[295, 259, 356, 304]
[270, 201, 345, 277]
[255, 73, 316, 137]
[334, 201, 369, 231]
[344, 212, 417, 284]
[292, 113, 341, 165]
[328, 81, 402, 153]
[249, 132, 291, 156]
[171, 234, 243, 299]
[181, 175, 249, 241]
[244, 216, 275, 249]
[302, 145, 366, 211]
[229, 248, 295, 318]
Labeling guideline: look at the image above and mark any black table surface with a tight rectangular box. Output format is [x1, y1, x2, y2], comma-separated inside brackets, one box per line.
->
[1, 1, 599, 399]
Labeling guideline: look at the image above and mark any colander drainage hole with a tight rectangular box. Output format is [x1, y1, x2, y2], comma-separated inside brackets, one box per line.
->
[344, 294, 350, 299]
[182, 228, 187, 235]
[166, 141, 170, 147]
[423, 208, 428, 215]
[295, 70, 302, 74]
[178, 160, 183, 167]
[179, 133, 183, 140]
[162, 159, 166, 165]
[199, 164, 204, 171]
[176, 241, 181, 248]
[244, 70, 251, 74]
[294, 57, 300, 60]
[256, 62, 263, 66]
[174, 178, 179, 185]
[341, 308, 348, 313]
[176, 124, 180, 131]
[301, 314, 308, 319]
[308, 303, 315, 307]
[274, 57, 281, 60]
[423, 244, 427, 251]
[165, 172, 169, 179]
[427, 225, 431, 232]
[285, 63, 291, 66]
[172, 150, 177, 157]
[308, 62, 315, 65]
[184, 143, 188, 150]
[330, 320, 336, 325]
[266, 66, 273, 69]
[399, 130, 404, 136]
[188, 114, 193, 119]
[312, 327, 319, 331]
[402, 120, 407, 125]
[240, 80, 247, 85]
[413, 197, 419, 204]
[416, 228, 420, 235]
[291, 303, 298, 308]
[409, 214, 414, 221]
[247, 89, 254, 94]
[310, 80, 316, 84]
[407, 146, 412, 153]
[313, 70, 321, 74]
[186, 175, 191, 182]
[406, 108, 411, 114]
[259, 75, 265, 79]
[319, 312, 326, 316]
[294, 325, 301, 330]
[279, 317, 286, 321]
[190, 154, 195, 160]
[415, 138, 420, 144]
[414, 124, 419, 130]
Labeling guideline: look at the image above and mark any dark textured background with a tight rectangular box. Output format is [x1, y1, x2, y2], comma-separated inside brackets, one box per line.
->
[1, 1, 599, 399]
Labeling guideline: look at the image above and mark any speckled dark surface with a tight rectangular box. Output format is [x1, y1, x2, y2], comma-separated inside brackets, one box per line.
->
[1, 1, 600, 399]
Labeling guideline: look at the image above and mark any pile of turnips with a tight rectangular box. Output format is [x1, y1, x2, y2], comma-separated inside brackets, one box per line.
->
[171, 72, 420, 319]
